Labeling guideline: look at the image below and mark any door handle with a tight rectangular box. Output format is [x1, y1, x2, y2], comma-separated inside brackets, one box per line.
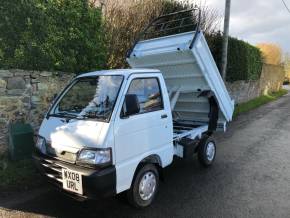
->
[161, 114, 168, 119]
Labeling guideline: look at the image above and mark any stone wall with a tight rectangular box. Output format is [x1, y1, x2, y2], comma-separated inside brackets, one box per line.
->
[259, 64, 285, 95]
[226, 80, 260, 104]
[285, 68, 290, 81]
[0, 69, 74, 155]
[0, 64, 285, 154]
[226, 64, 285, 104]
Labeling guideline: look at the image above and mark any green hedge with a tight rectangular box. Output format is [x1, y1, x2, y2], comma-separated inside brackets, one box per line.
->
[159, 1, 263, 82]
[207, 32, 263, 82]
[0, 0, 107, 73]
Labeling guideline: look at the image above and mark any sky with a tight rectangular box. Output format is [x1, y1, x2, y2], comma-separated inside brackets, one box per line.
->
[203, 0, 290, 54]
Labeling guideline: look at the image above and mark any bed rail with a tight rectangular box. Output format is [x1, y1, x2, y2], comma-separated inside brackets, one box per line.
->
[127, 7, 201, 58]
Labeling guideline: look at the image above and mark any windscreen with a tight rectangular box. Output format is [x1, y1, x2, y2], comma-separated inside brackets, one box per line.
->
[53, 75, 123, 122]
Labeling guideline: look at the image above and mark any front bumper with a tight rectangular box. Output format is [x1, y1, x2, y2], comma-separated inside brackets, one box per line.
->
[33, 152, 116, 200]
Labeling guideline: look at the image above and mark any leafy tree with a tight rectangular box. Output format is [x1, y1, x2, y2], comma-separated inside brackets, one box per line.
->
[257, 43, 282, 66]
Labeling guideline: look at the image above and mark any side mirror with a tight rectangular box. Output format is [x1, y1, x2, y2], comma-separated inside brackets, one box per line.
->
[124, 94, 140, 117]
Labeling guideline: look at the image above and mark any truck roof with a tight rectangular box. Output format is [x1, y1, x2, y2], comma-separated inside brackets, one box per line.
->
[77, 68, 161, 78]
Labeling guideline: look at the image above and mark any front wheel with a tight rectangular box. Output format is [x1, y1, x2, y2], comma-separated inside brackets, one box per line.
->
[198, 136, 216, 167]
[127, 164, 159, 208]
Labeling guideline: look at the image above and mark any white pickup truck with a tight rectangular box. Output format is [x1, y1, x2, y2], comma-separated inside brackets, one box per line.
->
[33, 9, 234, 208]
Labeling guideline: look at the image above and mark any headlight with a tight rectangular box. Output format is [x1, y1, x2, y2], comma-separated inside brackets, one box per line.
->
[35, 136, 46, 154]
[77, 148, 112, 166]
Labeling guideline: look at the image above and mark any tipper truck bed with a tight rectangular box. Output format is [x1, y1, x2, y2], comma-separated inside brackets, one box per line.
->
[127, 10, 234, 131]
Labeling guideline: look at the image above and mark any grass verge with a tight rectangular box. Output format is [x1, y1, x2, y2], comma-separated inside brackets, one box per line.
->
[234, 89, 288, 117]
[0, 154, 42, 192]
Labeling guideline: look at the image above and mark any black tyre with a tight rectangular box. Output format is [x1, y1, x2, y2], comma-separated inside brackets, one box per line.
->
[127, 164, 159, 208]
[198, 136, 216, 167]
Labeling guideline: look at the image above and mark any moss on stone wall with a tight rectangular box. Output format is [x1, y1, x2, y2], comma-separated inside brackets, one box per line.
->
[0, 69, 74, 155]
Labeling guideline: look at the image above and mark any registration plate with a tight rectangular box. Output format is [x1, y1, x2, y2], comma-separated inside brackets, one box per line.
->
[62, 169, 83, 195]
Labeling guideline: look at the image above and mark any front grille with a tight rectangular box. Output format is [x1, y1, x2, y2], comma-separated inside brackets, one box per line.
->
[39, 158, 65, 185]
[46, 143, 77, 163]
[37, 156, 88, 200]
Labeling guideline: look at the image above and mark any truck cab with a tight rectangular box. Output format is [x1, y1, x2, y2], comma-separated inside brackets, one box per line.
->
[34, 69, 174, 205]
[34, 8, 234, 208]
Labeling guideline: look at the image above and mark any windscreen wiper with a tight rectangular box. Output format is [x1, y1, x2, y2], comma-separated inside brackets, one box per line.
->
[49, 112, 77, 119]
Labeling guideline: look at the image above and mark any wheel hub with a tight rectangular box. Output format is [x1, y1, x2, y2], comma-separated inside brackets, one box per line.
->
[206, 142, 215, 161]
[139, 171, 156, 201]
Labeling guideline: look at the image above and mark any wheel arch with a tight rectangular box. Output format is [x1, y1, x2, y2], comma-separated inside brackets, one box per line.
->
[130, 154, 163, 189]
[141, 154, 162, 166]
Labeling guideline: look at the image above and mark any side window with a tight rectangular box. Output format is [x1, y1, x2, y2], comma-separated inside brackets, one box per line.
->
[125, 78, 163, 115]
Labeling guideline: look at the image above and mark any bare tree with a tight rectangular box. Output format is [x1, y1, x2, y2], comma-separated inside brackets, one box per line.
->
[101, 0, 221, 69]
[102, 0, 164, 69]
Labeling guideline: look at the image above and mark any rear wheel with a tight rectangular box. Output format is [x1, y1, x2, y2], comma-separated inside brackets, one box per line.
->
[127, 164, 159, 208]
[198, 136, 216, 167]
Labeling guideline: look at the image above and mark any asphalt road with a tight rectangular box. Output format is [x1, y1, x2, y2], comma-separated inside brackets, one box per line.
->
[1, 90, 290, 218]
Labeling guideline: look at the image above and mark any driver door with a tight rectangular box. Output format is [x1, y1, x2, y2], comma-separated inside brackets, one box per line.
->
[113, 74, 172, 192]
